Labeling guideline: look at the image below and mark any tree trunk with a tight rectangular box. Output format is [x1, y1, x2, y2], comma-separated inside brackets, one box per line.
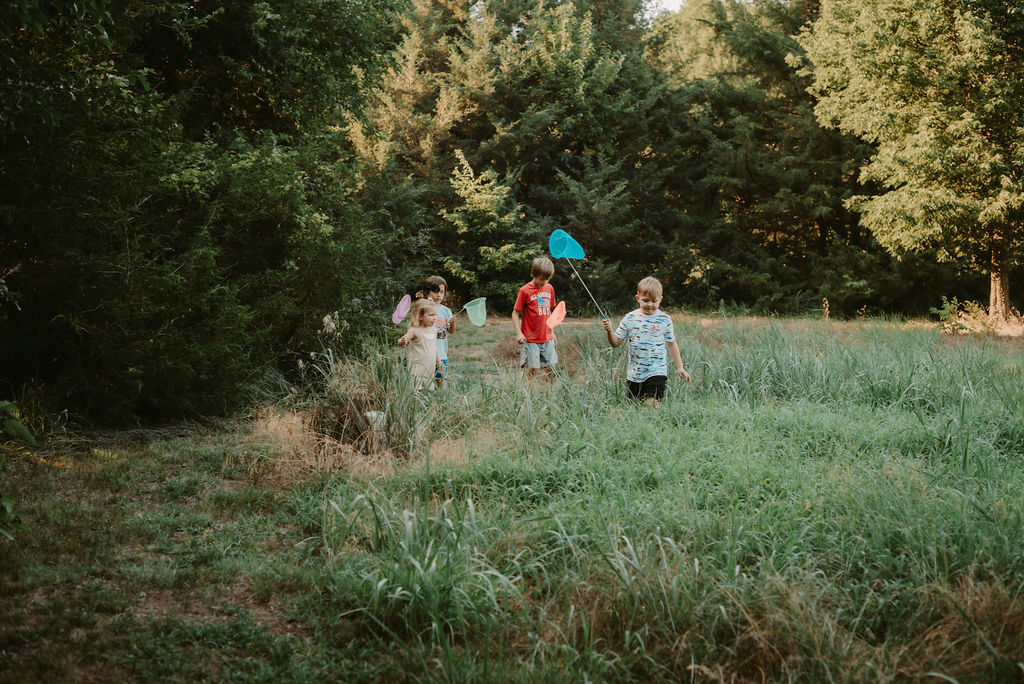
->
[990, 243, 1011, 320]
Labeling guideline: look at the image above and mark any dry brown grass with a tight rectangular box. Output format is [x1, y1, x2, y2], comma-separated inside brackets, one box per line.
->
[515, 567, 1024, 683]
[901, 575, 1024, 679]
[684, 572, 1024, 681]
[932, 299, 1024, 339]
[699, 573, 1024, 682]
[490, 329, 586, 376]
[428, 428, 510, 467]
[246, 407, 513, 484]
[954, 310, 1024, 338]
[246, 407, 395, 482]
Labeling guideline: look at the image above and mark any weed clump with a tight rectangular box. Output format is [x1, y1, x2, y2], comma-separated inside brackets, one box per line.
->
[247, 349, 442, 483]
[932, 297, 1024, 337]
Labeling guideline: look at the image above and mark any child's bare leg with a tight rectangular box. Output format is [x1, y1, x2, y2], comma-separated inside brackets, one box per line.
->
[526, 366, 551, 384]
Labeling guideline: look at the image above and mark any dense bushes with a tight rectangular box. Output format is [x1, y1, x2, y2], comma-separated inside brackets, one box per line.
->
[0, 1, 397, 423]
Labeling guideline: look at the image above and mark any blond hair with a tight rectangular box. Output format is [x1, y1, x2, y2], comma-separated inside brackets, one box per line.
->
[531, 257, 555, 279]
[637, 276, 663, 299]
[410, 298, 438, 326]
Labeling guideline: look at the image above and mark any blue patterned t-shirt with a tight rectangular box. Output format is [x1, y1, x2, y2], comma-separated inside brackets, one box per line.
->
[613, 309, 676, 382]
[433, 304, 453, 360]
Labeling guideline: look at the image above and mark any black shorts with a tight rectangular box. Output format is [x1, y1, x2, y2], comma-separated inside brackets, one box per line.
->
[627, 375, 667, 401]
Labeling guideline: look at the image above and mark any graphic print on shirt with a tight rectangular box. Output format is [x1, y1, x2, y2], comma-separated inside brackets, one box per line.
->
[433, 305, 452, 339]
[614, 310, 676, 382]
[531, 292, 552, 316]
[433, 304, 453, 361]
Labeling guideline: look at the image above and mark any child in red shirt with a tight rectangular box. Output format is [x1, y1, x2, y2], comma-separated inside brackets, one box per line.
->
[512, 257, 558, 379]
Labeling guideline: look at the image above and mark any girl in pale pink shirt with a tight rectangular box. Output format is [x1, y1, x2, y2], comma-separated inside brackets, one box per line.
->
[397, 298, 441, 390]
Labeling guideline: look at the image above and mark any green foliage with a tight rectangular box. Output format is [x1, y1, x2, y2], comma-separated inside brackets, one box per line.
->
[4, 0, 1020, 424]
[349, 0, 686, 305]
[3, 99, 264, 419]
[344, 0, 999, 317]
[0, 492, 28, 541]
[932, 296, 968, 334]
[1, 401, 37, 447]
[647, 0, 890, 313]
[929, 295, 1016, 336]
[0, 400, 31, 539]
[0, 0, 107, 36]
[1, 0, 397, 423]
[107, 0, 399, 137]
[798, 0, 1024, 314]
[439, 152, 538, 301]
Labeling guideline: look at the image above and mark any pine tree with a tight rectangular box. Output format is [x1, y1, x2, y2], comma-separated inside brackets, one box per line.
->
[439, 151, 531, 299]
[645, 0, 919, 313]
[349, 0, 682, 306]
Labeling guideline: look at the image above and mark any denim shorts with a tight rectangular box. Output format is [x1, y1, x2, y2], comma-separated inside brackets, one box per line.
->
[520, 340, 557, 369]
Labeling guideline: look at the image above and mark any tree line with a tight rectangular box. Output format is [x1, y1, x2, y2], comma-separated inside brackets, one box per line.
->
[2, 0, 1021, 423]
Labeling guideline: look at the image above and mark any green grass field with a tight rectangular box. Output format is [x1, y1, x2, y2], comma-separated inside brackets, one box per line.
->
[2, 314, 1023, 682]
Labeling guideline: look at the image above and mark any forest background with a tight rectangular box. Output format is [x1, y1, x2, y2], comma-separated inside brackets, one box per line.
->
[3, 0, 1023, 424]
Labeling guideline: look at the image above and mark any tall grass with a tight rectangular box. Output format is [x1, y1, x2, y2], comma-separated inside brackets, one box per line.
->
[7, 317, 1020, 681]
[309, 318, 1024, 680]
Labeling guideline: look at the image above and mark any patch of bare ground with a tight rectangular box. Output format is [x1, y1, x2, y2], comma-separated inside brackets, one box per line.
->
[50, 663, 135, 684]
[1, 646, 134, 684]
[490, 323, 586, 376]
[428, 428, 510, 467]
[3, 576, 311, 681]
[127, 580, 311, 639]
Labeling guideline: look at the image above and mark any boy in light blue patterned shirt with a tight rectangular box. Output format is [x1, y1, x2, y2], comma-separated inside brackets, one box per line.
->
[602, 277, 691, 403]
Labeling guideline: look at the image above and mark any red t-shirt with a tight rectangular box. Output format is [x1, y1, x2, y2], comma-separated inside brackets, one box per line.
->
[514, 282, 555, 343]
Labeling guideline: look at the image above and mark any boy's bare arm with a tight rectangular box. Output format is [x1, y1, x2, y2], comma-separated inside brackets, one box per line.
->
[666, 340, 691, 382]
[448, 315, 456, 335]
[512, 310, 526, 344]
[602, 318, 623, 348]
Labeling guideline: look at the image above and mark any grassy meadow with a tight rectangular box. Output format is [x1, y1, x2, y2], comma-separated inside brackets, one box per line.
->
[2, 313, 1024, 682]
